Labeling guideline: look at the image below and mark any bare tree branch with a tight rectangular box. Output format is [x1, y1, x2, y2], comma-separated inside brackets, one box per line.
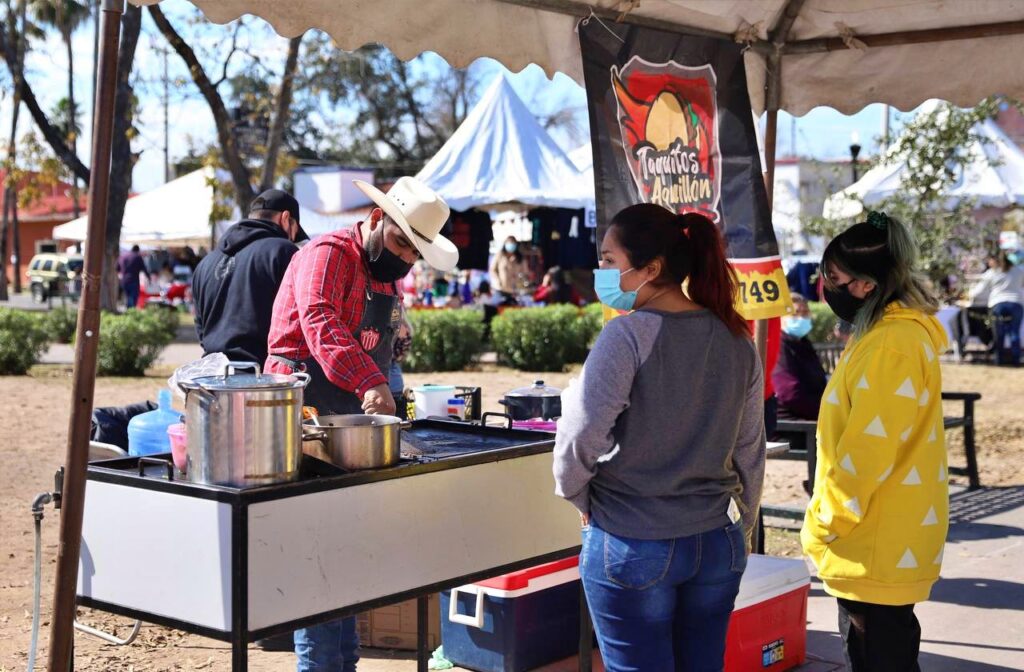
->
[212, 21, 240, 89]
[259, 34, 302, 191]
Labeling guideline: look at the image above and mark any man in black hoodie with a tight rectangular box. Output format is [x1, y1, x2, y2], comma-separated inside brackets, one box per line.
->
[192, 189, 308, 365]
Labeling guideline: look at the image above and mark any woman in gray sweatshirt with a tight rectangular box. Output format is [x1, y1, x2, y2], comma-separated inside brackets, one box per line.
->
[554, 204, 765, 671]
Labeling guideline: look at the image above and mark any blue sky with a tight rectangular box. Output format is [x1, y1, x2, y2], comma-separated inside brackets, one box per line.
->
[0, 2, 918, 195]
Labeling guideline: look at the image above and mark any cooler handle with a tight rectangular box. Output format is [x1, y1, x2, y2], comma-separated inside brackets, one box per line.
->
[447, 585, 486, 629]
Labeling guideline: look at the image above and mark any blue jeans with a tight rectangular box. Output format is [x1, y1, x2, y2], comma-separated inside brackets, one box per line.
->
[294, 616, 359, 672]
[580, 521, 746, 672]
[123, 285, 139, 310]
[992, 302, 1023, 366]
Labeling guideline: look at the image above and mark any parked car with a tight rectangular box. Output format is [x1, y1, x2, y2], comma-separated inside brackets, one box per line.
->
[25, 253, 83, 303]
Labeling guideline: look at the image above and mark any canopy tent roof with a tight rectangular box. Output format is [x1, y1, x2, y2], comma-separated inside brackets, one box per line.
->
[823, 117, 1024, 219]
[52, 168, 357, 246]
[132, 0, 1024, 117]
[415, 74, 593, 211]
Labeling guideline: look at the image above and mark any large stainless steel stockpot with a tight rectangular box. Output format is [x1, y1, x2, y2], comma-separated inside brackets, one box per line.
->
[179, 362, 310, 487]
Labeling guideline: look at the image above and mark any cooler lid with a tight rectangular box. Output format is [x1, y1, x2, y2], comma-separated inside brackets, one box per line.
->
[475, 557, 578, 591]
[734, 554, 810, 611]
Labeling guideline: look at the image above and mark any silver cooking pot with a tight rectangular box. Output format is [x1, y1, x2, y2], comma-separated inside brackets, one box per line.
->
[302, 414, 409, 470]
[179, 361, 310, 487]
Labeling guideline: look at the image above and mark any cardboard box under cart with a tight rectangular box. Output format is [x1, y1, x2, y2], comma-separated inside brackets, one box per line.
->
[441, 554, 809, 672]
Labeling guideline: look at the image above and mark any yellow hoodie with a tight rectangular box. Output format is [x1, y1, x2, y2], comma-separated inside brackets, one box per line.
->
[801, 303, 949, 606]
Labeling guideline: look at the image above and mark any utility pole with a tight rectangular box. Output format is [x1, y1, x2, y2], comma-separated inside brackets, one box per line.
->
[162, 46, 170, 182]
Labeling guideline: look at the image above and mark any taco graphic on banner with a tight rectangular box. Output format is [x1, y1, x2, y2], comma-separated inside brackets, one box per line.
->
[611, 57, 722, 222]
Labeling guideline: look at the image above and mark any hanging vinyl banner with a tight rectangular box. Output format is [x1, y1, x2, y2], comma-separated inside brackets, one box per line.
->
[579, 18, 791, 320]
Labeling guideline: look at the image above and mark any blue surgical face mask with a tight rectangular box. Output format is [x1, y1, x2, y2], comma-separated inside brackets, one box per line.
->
[594, 268, 648, 311]
[782, 315, 813, 339]
[504, 242, 518, 254]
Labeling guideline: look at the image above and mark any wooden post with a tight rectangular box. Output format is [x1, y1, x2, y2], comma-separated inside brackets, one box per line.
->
[47, 2, 124, 669]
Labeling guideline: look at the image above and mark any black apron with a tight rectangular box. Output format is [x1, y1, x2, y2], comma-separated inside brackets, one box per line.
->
[276, 286, 400, 415]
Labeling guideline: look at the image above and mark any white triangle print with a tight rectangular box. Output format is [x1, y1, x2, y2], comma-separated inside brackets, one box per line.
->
[826, 388, 840, 405]
[816, 508, 833, 526]
[895, 377, 917, 399]
[823, 534, 838, 543]
[934, 547, 944, 565]
[877, 464, 894, 482]
[902, 466, 922, 485]
[864, 416, 888, 438]
[857, 375, 870, 390]
[897, 548, 919, 569]
[928, 424, 937, 443]
[921, 506, 938, 526]
[939, 462, 947, 482]
[844, 497, 862, 517]
[840, 454, 857, 475]
[900, 426, 912, 442]
[923, 342, 935, 362]
[919, 388, 930, 407]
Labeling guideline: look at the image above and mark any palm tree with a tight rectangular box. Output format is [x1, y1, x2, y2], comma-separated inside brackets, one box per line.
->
[31, 0, 89, 216]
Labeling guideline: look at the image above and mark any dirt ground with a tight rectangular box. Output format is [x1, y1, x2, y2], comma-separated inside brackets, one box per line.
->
[0, 361, 1020, 670]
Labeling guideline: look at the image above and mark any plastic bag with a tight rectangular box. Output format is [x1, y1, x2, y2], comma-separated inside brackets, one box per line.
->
[168, 352, 230, 400]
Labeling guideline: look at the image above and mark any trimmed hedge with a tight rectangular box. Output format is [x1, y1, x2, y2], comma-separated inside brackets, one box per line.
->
[0, 308, 51, 374]
[808, 301, 839, 344]
[42, 306, 79, 344]
[89, 310, 176, 376]
[404, 308, 486, 373]
[492, 305, 604, 372]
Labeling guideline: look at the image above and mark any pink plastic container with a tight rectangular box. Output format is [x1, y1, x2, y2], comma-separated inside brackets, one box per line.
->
[511, 419, 557, 432]
[167, 423, 187, 473]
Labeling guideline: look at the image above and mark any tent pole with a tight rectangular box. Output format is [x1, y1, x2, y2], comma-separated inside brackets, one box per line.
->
[47, 2, 124, 670]
[755, 108, 778, 364]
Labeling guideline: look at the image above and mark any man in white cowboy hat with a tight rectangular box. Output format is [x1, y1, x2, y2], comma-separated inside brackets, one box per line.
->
[265, 176, 457, 670]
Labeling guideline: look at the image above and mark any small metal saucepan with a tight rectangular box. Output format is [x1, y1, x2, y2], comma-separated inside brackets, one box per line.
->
[302, 414, 411, 470]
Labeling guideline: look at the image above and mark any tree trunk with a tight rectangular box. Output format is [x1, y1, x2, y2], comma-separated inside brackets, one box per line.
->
[148, 5, 254, 212]
[259, 35, 302, 191]
[1, 0, 28, 301]
[11, 191, 19, 293]
[99, 4, 142, 311]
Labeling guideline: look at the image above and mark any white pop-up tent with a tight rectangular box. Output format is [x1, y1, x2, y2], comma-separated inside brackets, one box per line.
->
[824, 117, 1024, 220]
[53, 168, 227, 246]
[416, 74, 593, 211]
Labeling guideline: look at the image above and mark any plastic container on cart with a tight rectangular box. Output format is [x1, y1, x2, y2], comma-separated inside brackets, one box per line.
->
[128, 389, 180, 457]
[412, 385, 456, 419]
[440, 557, 580, 672]
[167, 423, 187, 473]
[724, 554, 810, 672]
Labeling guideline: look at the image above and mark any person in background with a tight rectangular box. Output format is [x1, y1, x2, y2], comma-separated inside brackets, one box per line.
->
[802, 211, 948, 672]
[969, 250, 1024, 366]
[773, 293, 828, 420]
[489, 235, 529, 304]
[191, 189, 308, 365]
[533, 265, 581, 306]
[117, 244, 150, 310]
[554, 204, 764, 671]
[265, 177, 457, 672]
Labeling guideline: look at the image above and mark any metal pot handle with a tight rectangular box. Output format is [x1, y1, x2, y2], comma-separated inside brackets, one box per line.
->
[178, 381, 218, 408]
[223, 361, 261, 378]
[292, 372, 312, 388]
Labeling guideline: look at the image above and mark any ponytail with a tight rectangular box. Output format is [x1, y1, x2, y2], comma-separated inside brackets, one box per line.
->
[678, 213, 749, 337]
[607, 204, 749, 337]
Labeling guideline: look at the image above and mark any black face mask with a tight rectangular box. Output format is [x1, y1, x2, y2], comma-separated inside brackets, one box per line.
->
[366, 220, 414, 283]
[823, 281, 867, 324]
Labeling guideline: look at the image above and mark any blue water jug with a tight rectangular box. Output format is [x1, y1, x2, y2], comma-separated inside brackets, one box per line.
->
[128, 389, 181, 457]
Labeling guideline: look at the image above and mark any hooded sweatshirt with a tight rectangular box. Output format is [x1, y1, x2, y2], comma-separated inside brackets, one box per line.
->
[192, 219, 299, 365]
[801, 303, 949, 606]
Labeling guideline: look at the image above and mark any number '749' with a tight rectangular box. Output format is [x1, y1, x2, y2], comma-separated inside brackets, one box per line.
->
[738, 280, 780, 304]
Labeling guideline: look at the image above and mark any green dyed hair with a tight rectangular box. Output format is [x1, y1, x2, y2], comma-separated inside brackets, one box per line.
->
[822, 212, 938, 337]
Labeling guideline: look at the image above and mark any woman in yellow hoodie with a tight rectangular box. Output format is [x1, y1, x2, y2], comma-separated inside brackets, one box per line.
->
[801, 211, 948, 672]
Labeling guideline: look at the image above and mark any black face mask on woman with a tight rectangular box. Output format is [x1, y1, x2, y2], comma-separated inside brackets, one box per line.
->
[366, 220, 414, 283]
[823, 281, 867, 324]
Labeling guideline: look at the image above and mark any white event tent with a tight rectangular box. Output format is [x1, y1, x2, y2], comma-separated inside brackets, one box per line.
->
[824, 117, 1024, 220]
[416, 74, 593, 212]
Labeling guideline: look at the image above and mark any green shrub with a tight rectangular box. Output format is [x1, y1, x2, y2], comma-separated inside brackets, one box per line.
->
[89, 311, 175, 376]
[492, 305, 598, 372]
[0, 309, 51, 374]
[42, 306, 79, 344]
[808, 301, 838, 343]
[573, 303, 605, 358]
[404, 309, 486, 372]
[142, 304, 181, 338]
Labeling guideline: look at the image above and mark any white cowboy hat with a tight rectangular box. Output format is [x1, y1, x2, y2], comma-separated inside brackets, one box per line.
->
[353, 177, 458, 272]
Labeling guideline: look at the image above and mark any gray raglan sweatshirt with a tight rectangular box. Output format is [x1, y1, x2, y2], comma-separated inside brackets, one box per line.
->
[553, 309, 766, 540]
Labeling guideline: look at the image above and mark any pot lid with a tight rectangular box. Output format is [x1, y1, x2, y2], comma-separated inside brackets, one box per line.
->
[506, 380, 562, 398]
[190, 371, 302, 391]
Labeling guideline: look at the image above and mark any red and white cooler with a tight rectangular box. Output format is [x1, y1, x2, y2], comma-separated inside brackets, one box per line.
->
[724, 554, 811, 671]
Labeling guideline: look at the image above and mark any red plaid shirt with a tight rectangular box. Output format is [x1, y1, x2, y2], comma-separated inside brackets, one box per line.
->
[267, 224, 398, 397]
